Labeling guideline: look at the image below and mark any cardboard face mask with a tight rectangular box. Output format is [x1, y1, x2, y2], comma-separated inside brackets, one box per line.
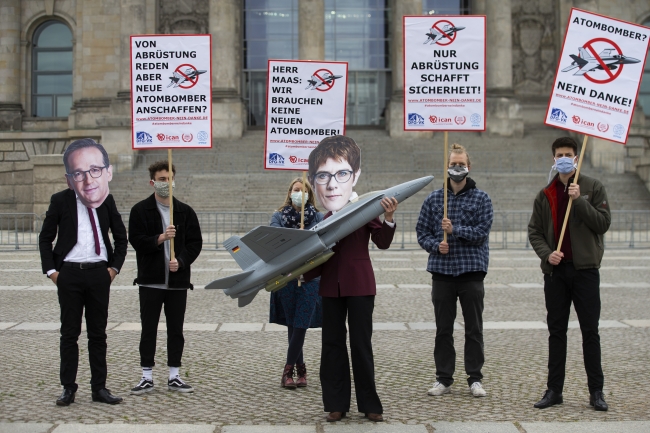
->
[64, 140, 113, 209]
[308, 136, 361, 213]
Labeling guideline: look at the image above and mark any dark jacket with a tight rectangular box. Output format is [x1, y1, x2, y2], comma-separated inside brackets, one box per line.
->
[305, 214, 395, 297]
[129, 194, 202, 289]
[39, 189, 127, 273]
[528, 173, 611, 274]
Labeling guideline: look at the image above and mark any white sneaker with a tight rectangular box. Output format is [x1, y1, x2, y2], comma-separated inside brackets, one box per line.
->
[470, 382, 487, 397]
[427, 381, 451, 396]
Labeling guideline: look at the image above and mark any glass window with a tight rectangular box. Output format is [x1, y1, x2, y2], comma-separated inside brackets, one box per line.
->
[243, 0, 298, 126]
[325, 0, 390, 125]
[639, 19, 650, 116]
[32, 21, 73, 117]
[422, 0, 470, 15]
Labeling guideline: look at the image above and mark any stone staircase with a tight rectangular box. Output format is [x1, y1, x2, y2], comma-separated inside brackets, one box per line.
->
[109, 128, 650, 214]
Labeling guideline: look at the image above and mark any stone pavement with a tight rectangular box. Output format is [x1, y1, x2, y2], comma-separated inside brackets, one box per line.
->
[0, 248, 649, 432]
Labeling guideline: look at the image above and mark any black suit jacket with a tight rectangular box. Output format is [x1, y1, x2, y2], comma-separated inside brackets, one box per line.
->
[39, 189, 128, 273]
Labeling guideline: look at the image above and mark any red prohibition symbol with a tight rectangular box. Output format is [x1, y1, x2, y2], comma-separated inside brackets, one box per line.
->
[313, 68, 336, 92]
[175, 63, 201, 89]
[581, 38, 625, 84]
[431, 20, 457, 46]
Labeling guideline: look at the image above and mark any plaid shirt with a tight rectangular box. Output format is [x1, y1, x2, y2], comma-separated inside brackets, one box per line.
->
[416, 178, 493, 276]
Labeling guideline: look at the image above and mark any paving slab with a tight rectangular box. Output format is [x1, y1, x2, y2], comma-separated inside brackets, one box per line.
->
[0, 286, 28, 290]
[219, 322, 263, 332]
[0, 322, 17, 330]
[397, 284, 430, 289]
[25, 286, 56, 291]
[111, 286, 137, 290]
[520, 421, 650, 433]
[484, 284, 509, 289]
[264, 323, 287, 332]
[373, 322, 408, 331]
[408, 322, 436, 330]
[323, 425, 427, 433]
[376, 284, 396, 289]
[183, 323, 218, 331]
[508, 283, 543, 289]
[429, 422, 520, 432]
[483, 321, 547, 329]
[621, 319, 650, 327]
[52, 425, 216, 433]
[0, 423, 53, 433]
[11, 322, 60, 330]
[224, 427, 313, 433]
[380, 268, 415, 271]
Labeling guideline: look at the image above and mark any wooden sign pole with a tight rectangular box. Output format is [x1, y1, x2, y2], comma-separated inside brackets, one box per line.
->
[556, 135, 588, 251]
[443, 131, 449, 243]
[300, 171, 306, 229]
[168, 148, 175, 261]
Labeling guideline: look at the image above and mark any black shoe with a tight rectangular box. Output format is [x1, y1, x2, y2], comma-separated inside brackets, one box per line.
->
[168, 375, 194, 393]
[56, 389, 75, 406]
[590, 390, 608, 411]
[130, 377, 154, 395]
[534, 389, 563, 409]
[91, 388, 123, 404]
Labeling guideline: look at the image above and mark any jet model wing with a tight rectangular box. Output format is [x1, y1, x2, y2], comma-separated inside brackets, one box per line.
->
[573, 59, 600, 75]
[239, 226, 318, 263]
[168, 71, 182, 88]
[424, 30, 443, 44]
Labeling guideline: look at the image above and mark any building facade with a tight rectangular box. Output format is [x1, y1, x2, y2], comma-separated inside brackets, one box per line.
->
[1, 0, 650, 212]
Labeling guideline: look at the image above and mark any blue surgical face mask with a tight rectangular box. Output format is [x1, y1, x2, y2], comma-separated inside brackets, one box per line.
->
[548, 156, 577, 183]
[290, 191, 308, 206]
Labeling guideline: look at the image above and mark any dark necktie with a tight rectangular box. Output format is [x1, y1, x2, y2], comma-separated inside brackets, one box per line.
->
[86, 207, 101, 255]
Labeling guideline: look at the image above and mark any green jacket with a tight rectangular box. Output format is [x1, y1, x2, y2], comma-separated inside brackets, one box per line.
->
[528, 173, 611, 274]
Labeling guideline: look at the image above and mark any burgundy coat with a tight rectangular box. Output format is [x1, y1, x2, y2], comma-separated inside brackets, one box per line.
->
[305, 214, 396, 297]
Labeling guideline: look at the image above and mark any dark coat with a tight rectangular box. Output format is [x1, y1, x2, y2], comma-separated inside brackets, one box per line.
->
[39, 189, 127, 273]
[128, 194, 202, 289]
[306, 214, 395, 297]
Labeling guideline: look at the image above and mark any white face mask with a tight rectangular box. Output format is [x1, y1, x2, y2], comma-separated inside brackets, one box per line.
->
[290, 191, 308, 206]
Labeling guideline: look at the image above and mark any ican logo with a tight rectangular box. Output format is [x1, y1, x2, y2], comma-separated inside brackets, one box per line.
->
[407, 113, 425, 125]
[268, 153, 285, 165]
[136, 131, 152, 144]
[549, 108, 567, 124]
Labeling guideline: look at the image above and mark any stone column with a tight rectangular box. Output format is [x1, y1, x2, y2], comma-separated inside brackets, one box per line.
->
[299, 0, 324, 60]
[0, 0, 23, 131]
[209, 0, 244, 138]
[118, 0, 146, 96]
[387, 0, 431, 138]
[484, 0, 523, 137]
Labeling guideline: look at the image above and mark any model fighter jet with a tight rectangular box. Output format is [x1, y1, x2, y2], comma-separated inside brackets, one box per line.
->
[305, 72, 343, 90]
[205, 176, 435, 307]
[561, 47, 641, 76]
[424, 24, 465, 44]
[167, 67, 207, 87]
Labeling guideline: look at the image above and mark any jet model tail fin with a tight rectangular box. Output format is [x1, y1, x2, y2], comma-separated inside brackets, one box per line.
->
[577, 47, 592, 60]
[224, 235, 260, 269]
[569, 54, 588, 67]
[204, 269, 254, 291]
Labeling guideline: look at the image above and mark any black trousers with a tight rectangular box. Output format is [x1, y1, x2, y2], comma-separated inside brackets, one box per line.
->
[139, 286, 188, 367]
[544, 263, 603, 393]
[320, 296, 382, 414]
[431, 279, 485, 387]
[56, 265, 111, 392]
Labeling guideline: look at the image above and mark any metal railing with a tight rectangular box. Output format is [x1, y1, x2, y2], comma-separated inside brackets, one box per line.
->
[3, 210, 650, 251]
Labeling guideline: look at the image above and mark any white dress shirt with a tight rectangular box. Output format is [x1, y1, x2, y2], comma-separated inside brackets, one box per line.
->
[46, 196, 109, 277]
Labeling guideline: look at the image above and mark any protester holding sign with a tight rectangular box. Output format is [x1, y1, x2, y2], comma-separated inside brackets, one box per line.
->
[39, 138, 127, 406]
[128, 161, 202, 395]
[416, 143, 493, 398]
[528, 137, 611, 411]
[303, 135, 398, 423]
[268, 178, 324, 389]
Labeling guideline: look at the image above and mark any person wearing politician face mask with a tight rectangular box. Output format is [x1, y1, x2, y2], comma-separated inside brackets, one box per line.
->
[416, 143, 494, 399]
[269, 178, 324, 390]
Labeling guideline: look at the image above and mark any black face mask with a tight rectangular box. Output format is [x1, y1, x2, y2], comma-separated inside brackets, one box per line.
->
[448, 164, 469, 183]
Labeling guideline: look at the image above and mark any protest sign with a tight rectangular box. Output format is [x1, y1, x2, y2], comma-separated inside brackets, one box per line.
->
[403, 15, 486, 131]
[264, 60, 348, 171]
[545, 8, 650, 144]
[131, 34, 212, 149]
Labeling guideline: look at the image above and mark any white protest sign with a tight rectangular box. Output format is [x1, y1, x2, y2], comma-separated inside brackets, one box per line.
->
[403, 15, 486, 131]
[265, 60, 348, 171]
[131, 35, 212, 149]
[545, 9, 650, 144]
